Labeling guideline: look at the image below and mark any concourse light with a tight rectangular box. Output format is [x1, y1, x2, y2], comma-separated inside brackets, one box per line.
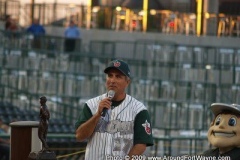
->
[116, 6, 122, 11]
[92, 6, 100, 13]
[150, 9, 157, 15]
[139, 10, 144, 16]
[205, 13, 210, 19]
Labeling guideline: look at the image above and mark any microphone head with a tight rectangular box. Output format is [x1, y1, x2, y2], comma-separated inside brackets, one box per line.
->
[107, 90, 115, 99]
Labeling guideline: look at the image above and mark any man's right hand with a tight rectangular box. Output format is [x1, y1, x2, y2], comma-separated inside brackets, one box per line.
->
[97, 97, 112, 116]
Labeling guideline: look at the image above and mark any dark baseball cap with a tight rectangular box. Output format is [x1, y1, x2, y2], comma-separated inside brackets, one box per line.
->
[210, 103, 240, 116]
[104, 59, 131, 78]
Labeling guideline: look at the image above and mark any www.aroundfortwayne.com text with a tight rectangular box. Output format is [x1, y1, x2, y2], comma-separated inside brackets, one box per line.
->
[147, 155, 230, 160]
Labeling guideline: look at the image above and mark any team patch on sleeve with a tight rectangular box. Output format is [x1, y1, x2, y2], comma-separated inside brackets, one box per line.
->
[142, 120, 151, 135]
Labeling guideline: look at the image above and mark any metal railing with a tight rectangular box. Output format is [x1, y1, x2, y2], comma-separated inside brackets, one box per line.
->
[0, 0, 20, 21]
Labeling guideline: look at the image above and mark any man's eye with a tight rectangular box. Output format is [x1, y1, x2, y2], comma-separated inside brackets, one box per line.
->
[229, 117, 237, 126]
[215, 116, 221, 125]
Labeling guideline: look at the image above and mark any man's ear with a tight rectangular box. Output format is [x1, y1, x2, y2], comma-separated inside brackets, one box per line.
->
[126, 77, 131, 84]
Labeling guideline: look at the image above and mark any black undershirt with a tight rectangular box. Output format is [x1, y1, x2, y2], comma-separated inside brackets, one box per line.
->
[111, 99, 124, 109]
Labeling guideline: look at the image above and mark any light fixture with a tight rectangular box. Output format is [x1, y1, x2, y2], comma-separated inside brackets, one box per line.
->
[116, 6, 122, 11]
[150, 9, 157, 15]
[139, 10, 144, 16]
[92, 6, 100, 13]
[205, 13, 210, 19]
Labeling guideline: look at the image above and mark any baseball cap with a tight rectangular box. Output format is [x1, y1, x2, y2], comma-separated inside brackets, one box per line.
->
[210, 103, 240, 116]
[104, 59, 131, 78]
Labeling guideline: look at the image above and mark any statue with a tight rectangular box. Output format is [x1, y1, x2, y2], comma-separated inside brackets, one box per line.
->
[28, 96, 56, 160]
[38, 96, 50, 151]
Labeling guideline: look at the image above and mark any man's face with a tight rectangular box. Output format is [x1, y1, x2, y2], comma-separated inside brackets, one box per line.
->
[208, 113, 240, 149]
[105, 69, 130, 96]
[33, 19, 39, 24]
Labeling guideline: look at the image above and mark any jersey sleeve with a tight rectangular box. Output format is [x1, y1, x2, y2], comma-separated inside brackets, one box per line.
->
[134, 110, 154, 146]
[75, 103, 93, 130]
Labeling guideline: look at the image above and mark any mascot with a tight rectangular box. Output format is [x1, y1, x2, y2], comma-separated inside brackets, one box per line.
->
[201, 103, 240, 160]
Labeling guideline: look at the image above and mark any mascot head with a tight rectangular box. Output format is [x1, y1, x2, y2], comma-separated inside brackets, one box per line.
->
[208, 103, 240, 154]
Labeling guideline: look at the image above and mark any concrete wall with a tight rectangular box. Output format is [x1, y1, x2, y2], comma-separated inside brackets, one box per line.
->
[45, 26, 240, 48]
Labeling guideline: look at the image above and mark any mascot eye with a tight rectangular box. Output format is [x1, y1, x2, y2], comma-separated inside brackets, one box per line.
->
[228, 117, 237, 126]
[215, 116, 221, 125]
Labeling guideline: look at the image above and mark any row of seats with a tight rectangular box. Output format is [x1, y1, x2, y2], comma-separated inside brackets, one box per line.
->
[0, 101, 75, 134]
[0, 53, 92, 72]
[1, 47, 240, 70]
[147, 101, 211, 130]
[1, 63, 239, 85]
[0, 50, 239, 86]
[0, 74, 219, 102]
[0, 69, 238, 102]
[90, 40, 240, 65]
[0, 101, 86, 159]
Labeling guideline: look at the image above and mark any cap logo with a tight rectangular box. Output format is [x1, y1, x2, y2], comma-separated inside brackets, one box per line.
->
[113, 61, 121, 67]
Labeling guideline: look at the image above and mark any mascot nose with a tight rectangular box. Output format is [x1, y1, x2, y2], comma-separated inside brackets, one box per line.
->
[218, 120, 226, 129]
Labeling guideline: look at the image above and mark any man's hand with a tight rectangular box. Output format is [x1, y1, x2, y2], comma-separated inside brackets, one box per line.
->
[97, 97, 112, 116]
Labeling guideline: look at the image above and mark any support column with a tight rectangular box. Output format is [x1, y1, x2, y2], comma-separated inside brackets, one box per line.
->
[196, 0, 203, 36]
[142, 0, 148, 32]
[86, 0, 92, 29]
[203, 0, 219, 36]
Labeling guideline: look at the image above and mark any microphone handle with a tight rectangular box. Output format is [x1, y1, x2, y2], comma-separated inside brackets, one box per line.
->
[101, 108, 108, 117]
[101, 90, 115, 117]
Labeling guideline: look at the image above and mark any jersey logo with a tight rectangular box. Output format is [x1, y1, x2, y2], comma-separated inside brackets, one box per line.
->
[142, 120, 151, 135]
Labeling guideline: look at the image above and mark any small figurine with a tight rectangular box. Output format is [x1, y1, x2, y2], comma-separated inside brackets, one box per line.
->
[38, 96, 50, 151]
[201, 103, 240, 160]
[29, 96, 56, 160]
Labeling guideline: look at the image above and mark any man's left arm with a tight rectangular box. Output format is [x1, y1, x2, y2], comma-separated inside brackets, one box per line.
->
[128, 144, 146, 157]
[128, 110, 154, 156]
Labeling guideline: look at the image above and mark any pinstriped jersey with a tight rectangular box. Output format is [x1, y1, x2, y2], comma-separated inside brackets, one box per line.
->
[77, 93, 153, 160]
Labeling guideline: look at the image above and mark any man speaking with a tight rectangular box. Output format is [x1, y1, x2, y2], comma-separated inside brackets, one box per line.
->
[75, 59, 153, 160]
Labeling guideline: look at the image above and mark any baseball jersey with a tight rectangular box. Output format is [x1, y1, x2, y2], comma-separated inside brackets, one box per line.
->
[75, 93, 153, 160]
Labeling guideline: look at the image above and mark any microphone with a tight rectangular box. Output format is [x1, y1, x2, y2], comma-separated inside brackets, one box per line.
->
[101, 90, 115, 117]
